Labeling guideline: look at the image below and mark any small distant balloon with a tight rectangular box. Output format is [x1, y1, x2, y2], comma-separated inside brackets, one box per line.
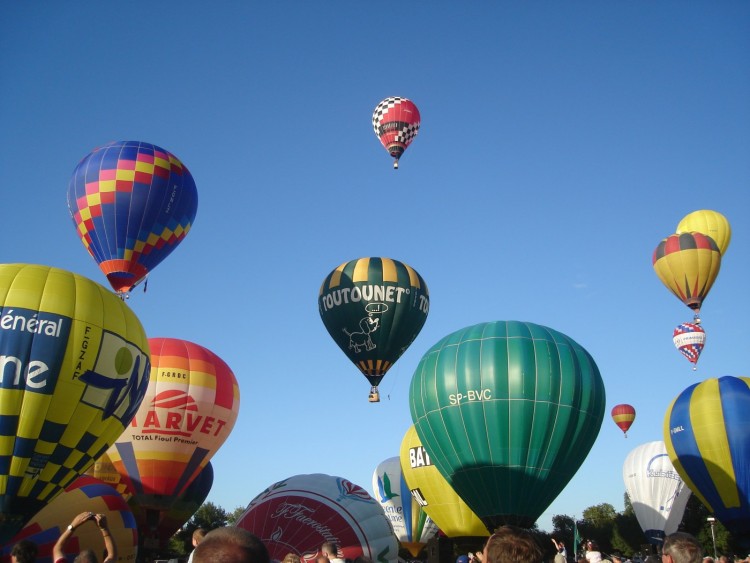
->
[612, 404, 636, 437]
[676, 210, 731, 255]
[372, 97, 420, 169]
[673, 323, 706, 368]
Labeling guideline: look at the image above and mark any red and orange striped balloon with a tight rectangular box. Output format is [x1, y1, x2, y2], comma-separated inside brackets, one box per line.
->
[611, 404, 636, 437]
[104, 338, 239, 533]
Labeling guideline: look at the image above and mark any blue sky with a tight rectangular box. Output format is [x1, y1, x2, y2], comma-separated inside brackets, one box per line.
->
[1, 2, 748, 534]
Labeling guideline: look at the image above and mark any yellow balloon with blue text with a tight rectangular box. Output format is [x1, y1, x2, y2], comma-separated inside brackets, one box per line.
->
[0, 264, 150, 544]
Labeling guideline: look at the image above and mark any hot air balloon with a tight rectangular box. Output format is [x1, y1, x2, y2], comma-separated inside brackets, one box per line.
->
[622, 441, 692, 545]
[235, 474, 398, 563]
[372, 97, 420, 169]
[147, 462, 214, 549]
[664, 376, 750, 546]
[652, 232, 721, 322]
[372, 457, 439, 557]
[399, 426, 488, 538]
[319, 257, 429, 402]
[0, 264, 150, 544]
[676, 210, 731, 256]
[612, 404, 636, 437]
[103, 338, 239, 547]
[1, 476, 138, 563]
[673, 323, 706, 369]
[67, 140, 198, 295]
[409, 321, 606, 531]
[85, 451, 133, 500]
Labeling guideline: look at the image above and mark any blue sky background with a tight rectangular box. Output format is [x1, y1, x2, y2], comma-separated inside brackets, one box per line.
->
[1, 2, 748, 534]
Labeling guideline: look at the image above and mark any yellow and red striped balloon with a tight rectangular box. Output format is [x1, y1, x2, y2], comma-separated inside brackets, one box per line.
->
[612, 404, 636, 437]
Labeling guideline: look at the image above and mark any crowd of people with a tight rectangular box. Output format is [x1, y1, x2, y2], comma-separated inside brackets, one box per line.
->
[7, 520, 750, 563]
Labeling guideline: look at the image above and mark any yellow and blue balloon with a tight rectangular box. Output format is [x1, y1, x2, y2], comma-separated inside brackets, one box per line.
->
[664, 376, 750, 545]
[0, 264, 150, 543]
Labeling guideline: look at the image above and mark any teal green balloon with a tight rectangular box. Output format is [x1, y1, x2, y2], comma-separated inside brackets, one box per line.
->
[409, 321, 606, 531]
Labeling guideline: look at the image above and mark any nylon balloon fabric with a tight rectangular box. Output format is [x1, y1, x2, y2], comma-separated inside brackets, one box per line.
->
[319, 257, 429, 393]
[67, 141, 198, 294]
[652, 232, 721, 313]
[235, 473, 398, 563]
[673, 323, 705, 366]
[409, 320, 606, 531]
[105, 338, 239, 517]
[664, 376, 750, 546]
[371, 456, 438, 556]
[0, 264, 150, 544]
[676, 210, 731, 256]
[1, 475, 138, 563]
[399, 425, 488, 538]
[622, 440, 691, 545]
[612, 404, 636, 436]
[372, 97, 420, 168]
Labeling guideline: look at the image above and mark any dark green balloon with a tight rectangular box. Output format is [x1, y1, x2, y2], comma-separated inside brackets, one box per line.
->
[319, 257, 429, 387]
[409, 321, 605, 531]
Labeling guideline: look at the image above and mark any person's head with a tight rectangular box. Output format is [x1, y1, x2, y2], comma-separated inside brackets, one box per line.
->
[283, 554, 302, 563]
[193, 528, 208, 547]
[613, 556, 623, 563]
[11, 540, 37, 563]
[482, 526, 543, 563]
[193, 527, 270, 563]
[587, 541, 599, 552]
[73, 549, 98, 563]
[662, 532, 703, 563]
[321, 542, 339, 558]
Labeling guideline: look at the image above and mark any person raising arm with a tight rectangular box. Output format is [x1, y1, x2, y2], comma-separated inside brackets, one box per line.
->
[52, 511, 117, 563]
